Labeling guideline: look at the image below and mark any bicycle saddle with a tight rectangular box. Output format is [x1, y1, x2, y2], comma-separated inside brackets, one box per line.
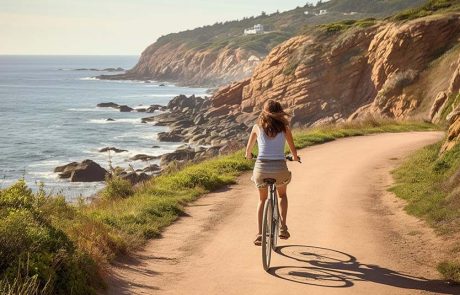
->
[263, 178, 276, 184]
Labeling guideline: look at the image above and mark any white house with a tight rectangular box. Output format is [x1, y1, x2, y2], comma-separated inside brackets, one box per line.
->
[318, 9, 328, 15]
[244, 24, 264, 35]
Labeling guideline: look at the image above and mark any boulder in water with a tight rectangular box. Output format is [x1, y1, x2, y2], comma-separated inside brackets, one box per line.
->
[55, 160, 107, 182]
[97, 102, 119, 108]
[118, 105, 133, 112]
[99, 147, 127, 153]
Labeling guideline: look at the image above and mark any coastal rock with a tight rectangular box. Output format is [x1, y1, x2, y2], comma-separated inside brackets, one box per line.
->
[157, 132, 184, 142]
[119, 171, 151, 185]
[97, 102, 119, 108]
[130, 154, 159, 161]
[146, 104, 165, 113]
[118, 105, 133, 112]
[99, 147, 128, 153]
[73, 67, 125, 72]
[142, 164, 161, 173]
[54, 162, 79, 173]
[56, 160, 107, 182]
[96, 102, 133, 112]
[211, 78, 250, 108]
[160, 148, 196, 166]
[167, 94, 204, 110]
[106, 118, 115, 121]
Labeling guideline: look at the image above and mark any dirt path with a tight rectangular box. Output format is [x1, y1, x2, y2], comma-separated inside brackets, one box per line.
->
[106, 131, 460, 295]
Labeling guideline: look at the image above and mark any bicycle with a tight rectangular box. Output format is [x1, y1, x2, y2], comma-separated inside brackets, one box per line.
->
[260, 155, 301, 271]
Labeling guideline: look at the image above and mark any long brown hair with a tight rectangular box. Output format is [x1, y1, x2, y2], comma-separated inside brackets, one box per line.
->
[258, 99, 290, 137]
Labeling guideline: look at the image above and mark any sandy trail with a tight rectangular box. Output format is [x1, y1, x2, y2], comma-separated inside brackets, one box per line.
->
[106, 131, 460, 295]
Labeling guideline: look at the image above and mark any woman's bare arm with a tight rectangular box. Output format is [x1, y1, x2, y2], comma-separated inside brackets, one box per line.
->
[245, 125, 258, 159]
[285, 126, 300, 161]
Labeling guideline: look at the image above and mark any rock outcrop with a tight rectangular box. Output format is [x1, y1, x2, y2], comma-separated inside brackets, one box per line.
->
[99, 147, 127, 153]
[439, 56, 460, 152]
[99, 46, 262, 87]
[209, 14, 460, 127]
[56, 160, 107, 182]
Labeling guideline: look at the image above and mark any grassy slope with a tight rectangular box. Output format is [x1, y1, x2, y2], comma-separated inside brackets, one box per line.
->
[143, 0, 425, 56]
[390, 141, 460, 282]
[0, 120, 437, 294]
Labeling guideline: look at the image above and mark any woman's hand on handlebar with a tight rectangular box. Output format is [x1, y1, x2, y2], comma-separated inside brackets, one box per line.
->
[286, 154, 302, 163]
[245, 152, 254, 160]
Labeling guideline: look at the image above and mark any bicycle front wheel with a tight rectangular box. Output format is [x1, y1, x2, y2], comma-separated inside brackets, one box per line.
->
[261, 198, 273, 271]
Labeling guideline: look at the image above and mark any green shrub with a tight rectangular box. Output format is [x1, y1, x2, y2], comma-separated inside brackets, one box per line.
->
[438, 261, 460, 282]
[101, 175, 134, 200]
[0, 180, 101, 295]
[393, 0, 459, 21]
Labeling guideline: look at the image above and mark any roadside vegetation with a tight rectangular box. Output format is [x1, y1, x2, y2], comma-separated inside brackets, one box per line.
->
[318, 18, 378, 33]
[151, 0, 425, 56]
[391, 141, 460, 282]
[392, 0, 460, 21]
[0, 119, 437, 294]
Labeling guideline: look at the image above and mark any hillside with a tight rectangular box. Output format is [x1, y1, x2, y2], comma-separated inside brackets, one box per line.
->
[206, 0, 460, 144]
[99, 0, 426, 86]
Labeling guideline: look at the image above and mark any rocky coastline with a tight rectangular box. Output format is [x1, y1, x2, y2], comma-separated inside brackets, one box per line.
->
[54, 93, 257, 188]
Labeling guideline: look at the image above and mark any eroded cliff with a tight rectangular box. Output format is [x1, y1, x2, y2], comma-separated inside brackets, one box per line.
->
[209, 13, 460, 149]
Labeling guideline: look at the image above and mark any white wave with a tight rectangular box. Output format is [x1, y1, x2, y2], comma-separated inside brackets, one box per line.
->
[89, 78, 151, 84]
[79, 77, 98, 81]
[114, 129, 166, 140]
[88, 118, 142, 124]
[27, 171, 58, 179]
[68, 107, 118, 112]
[27, 160, 62, 168]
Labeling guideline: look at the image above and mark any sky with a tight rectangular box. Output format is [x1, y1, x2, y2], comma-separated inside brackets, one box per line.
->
[0, 0, 318, 55]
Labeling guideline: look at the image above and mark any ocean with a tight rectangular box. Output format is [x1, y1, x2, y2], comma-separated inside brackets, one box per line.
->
[0, 55, 207, 200]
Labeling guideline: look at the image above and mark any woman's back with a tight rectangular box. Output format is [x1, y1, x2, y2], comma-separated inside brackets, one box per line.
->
[256, 125, 285, 161]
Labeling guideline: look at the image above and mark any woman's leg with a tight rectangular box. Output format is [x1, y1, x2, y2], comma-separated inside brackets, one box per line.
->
[277, 185, 288, 228]
[257, 187, 268, 234]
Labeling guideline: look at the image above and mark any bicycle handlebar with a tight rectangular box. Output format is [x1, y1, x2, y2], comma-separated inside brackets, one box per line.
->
[285, 155, 302, 163]
[249, 153, 302, 163]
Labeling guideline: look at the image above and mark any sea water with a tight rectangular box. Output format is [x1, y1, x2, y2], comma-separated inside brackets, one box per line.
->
[0, 55, 207, 200]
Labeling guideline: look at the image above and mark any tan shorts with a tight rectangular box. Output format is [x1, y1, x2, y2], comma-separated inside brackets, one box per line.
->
[251, 160, 292, 188]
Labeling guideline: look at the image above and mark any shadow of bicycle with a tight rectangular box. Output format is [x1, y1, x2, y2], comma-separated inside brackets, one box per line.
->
[269, 245, 459, 294]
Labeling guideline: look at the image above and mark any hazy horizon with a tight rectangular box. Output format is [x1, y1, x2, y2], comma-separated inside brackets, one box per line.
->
[1, 0, 317, 56]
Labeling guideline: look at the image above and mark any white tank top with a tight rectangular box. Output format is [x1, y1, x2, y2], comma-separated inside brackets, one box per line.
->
[256, 125, 286, 160]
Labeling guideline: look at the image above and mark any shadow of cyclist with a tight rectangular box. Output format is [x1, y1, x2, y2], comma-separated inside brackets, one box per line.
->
[268, 245, 459, 294]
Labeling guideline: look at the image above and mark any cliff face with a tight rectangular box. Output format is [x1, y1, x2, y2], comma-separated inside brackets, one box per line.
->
[124, 44, 262, 86]
[99, 1, 428, 86]
[209, 14, 460, 148]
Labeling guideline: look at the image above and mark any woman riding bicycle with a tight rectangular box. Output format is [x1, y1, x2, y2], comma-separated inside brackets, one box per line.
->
[245, 99, 300, 246]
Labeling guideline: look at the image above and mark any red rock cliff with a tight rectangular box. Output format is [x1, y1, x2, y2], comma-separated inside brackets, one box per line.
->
[211, 13, 460, 136]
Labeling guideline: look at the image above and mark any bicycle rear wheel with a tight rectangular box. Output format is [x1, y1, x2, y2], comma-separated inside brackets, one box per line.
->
[271, 196, 280, 251]
[261, 198, 273, 271]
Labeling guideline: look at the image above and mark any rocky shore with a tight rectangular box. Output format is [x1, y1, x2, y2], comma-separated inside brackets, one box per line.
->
[54, 93, 257, 187]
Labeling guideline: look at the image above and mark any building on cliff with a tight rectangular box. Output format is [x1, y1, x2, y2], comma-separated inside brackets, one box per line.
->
[244, 24, 264, 35]
[317, 9, 328, 16]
